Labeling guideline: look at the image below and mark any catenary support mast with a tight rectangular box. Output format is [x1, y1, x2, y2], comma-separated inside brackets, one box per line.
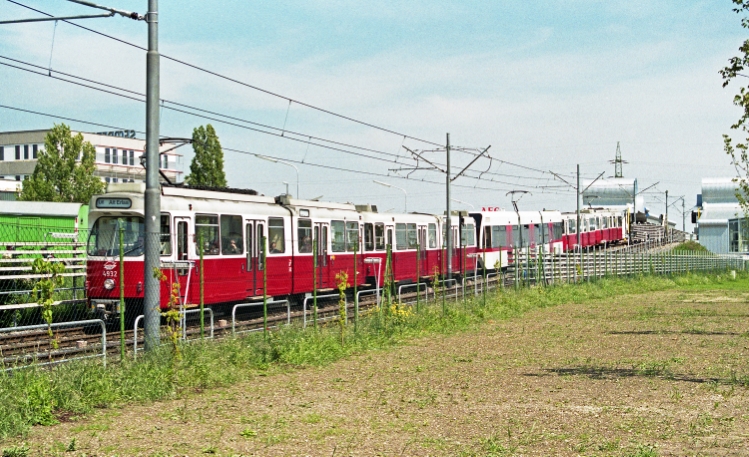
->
[143, 0, 161, 350]
[445, 133, 452, 280]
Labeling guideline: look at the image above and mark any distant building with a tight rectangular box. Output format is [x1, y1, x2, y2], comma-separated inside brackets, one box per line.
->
[0, 178, 19, 201]
[581, 177, 644, 211]
[0, 129, 182, 184]
[694, 178, 746, 254]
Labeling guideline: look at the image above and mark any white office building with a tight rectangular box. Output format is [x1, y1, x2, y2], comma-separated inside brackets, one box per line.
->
[0, 129, 182, 184]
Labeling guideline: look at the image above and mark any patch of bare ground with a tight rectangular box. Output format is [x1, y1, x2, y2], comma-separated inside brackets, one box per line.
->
[9, 288, 749, 456]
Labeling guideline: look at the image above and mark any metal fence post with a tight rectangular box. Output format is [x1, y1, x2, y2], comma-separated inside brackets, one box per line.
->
[199, 231, 205, 339]
[313, 236, 318, 331]
[354, 239, 359, 332]
[119, 226, 125, 361]
[416, 243, 420, 312]
[262, 235, 268, 338]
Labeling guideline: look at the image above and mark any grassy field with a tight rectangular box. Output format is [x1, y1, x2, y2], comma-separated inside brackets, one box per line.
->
[2, 273, 749, 456]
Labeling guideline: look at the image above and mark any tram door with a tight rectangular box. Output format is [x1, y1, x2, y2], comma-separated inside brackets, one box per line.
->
[245, 219, 265, 297]
[418, 225, 427, 278]
[314, 222, 330, 288]
[174, 216, 191, 302]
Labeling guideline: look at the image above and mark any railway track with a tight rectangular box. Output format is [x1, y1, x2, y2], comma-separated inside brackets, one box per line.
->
[0, 278, 504, 367]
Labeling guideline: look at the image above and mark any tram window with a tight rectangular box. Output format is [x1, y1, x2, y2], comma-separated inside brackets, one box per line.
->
[87, 216, 144, 257]
[589, 217, 596, 230]
[257, 224, 265, 269]
[195, 214, 220, 256]
[221, 215, 243, 255]
[331, 220, 345, 252]
[364, 223, 374, 251]
[533, 224, 541, 244]
[404, 223, 416, 249]
[521, 225, 530, 248]
[346, 221, 359, 252]
[491, 226, 505, 248]
[160, 214, 172, 255]
[177, 221, 188, 260]
[568, 219, 576, 234]
[483, 226, 492, 248]
[387, 228, 393, 247]
[602, 217, 608, 229]
[497, 226, 507, 247]
[461, 225, 475, 246]
[268, 217, 285, 254]
[554, 222, 563, 240]
[544, 224, 552, 242]
[428, 223, 437, 248]
[298, 219, 313, 253]
[375, 223, 385, 251]
[395, 223, 407, 250]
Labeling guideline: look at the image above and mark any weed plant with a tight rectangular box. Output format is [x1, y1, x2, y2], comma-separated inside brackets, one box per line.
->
[0, 272, 747, 439]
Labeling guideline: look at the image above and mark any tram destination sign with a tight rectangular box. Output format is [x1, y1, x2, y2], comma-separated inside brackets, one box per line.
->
[96, 197, 132, 209]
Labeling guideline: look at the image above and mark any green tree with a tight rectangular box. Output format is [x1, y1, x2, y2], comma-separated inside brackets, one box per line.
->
[185, 124, 227, 188]
[19, 123, 105, 203]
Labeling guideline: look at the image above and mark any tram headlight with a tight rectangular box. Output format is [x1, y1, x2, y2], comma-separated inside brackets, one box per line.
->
[104, 278, 116, 290]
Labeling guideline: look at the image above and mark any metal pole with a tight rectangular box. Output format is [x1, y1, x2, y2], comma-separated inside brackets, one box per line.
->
[354, 238, 358, 332]
[577, 164, 583, 273]
[262, 235, 268, 338]
[143, 0, 161, 350]
[199, 231, 204, 339]
[446, 133, 452, 281]
[119, 226, 125, 360]
[416, 243, 420, 312]
[665, 190, 669, 238]
[313, 236, 318, 331]
[482, 249, 486, 307]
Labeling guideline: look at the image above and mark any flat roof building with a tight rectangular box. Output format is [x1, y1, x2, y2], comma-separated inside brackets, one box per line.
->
[695, 177, 746, 254]
[0, 129, 182, 185]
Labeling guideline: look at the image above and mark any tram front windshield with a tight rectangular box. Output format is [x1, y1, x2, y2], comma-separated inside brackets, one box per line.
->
[88, 216, 145, 257]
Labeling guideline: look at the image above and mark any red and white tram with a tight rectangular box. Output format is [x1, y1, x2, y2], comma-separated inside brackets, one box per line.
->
[561, 209, 626, 251]
[469, 209, 565, 271]
[86, 184, 478, 316]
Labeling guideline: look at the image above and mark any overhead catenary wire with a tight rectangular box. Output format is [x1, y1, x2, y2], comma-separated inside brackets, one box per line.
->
[5, 0, 443, 148]
[0, 104, 145, 135]
[0, 101, 575, 198]
[2, 0, 583, 187]
[0, 56, 569, 191]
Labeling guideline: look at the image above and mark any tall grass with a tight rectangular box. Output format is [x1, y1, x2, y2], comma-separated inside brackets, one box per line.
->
[0, 272, 745, 439]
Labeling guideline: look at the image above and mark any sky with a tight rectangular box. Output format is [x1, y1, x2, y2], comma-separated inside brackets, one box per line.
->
[0, 1, 747, 231]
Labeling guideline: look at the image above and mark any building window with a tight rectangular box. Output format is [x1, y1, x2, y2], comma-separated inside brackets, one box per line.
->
[105, 148, 111, 163]
[0, 146, 4, 161]
[105, 177, 111, 183]
[161, 154, 168, 169]
[112, 148, 118, 164]
[32, 144, 38, 159]
[129, 150, 134, 165]
[15, 145, 20, 160]
[728, 218, 749, 253]
[23, 145, 28, 160]
[15, 175, 20, 181]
